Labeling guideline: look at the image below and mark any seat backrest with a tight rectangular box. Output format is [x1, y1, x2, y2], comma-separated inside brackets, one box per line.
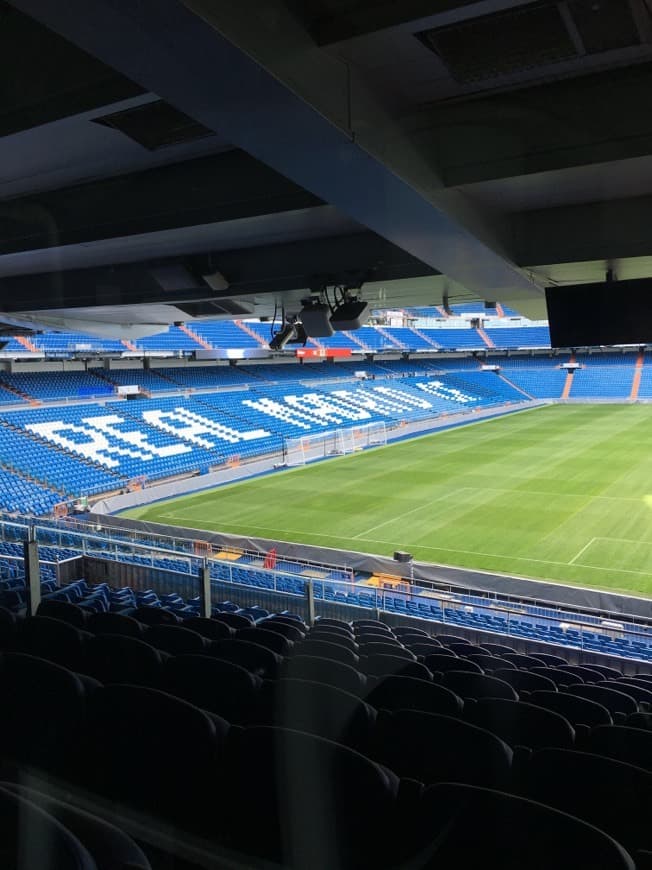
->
[145, 624, 208, 655]
[463, 654, 517, 672]
[587, 664, 623, 680]
[182, 616, 233, 641]
[413, 782, 636, 870]
[131, 606, 180, 626]
[532, 652, 568, 667]
[259, 619, 305, 643]
[501, 653, 547, 669]
[259, 678, 376, 750]
[87, 611, 144, 638]
[447, 642, 489, 656]
[283, 654, 366, 696]
[366, 674, 463, 717]
[85, 633, 166, 688]
[587, 724, 652, 772]
[307, 629, 359, 652]
[565, 683, 638, 717]
[0, 784, 98, 870]
[392, 626, 429, 639]
[16, 615, 88, 671]
[212, 612, 253, 631]
[482, 643, 516, 656]
[529, 690, 612, 728]
[425, 654, 482, 675]
[407, 641, 447, 657]
[374, 709, 512, 789]
[558, 665, 607, 682]
[238, 627, 293, 656]
[467, 698, 575, 750]
[314, 617, 352, 631]
[37, 599, 88, 629]
[298, 638, 360, 667]
[163, 654, 261, 723]
[440, 670, 519, 701]
[352, 620, 391, 632]
[356, 633, 400, 648]
[363, 653, 431, 680]
[210, 638, 281, 678]
[0, 652, 89, 774]
[222, 724, 398, 868]
[494, 669, 558, 694]
[359, 642, 414, 660]
[436, 634, 470, 645]
[599, 680, 652, 705]
[2, 781, 151, 870]
[396, 631, 443, 649]
[530, 667, 583, 688]
[523, 748, 652, 853]
[86, 684, 227, 831]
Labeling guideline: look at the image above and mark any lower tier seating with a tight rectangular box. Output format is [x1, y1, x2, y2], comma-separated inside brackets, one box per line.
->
[0, 604, 649, 868]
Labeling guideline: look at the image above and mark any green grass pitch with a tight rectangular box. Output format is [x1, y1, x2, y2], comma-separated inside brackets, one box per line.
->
[123, 404, 652, 597]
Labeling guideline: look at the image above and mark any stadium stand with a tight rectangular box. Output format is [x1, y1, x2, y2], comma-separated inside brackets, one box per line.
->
[498, 355, 571, 398]
[570, 354, 636, 399]
[485, 326, 551, 348]
[0, 579, 648, 867]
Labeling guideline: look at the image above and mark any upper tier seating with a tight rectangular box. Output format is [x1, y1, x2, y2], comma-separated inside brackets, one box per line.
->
[485, 326, 551, 348]
[192, 320, 266, 349]
[423, 329, 486, 350]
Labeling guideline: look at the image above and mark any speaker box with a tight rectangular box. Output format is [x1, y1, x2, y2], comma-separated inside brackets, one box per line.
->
[330, 300, 370, 331]
[300, 303, 334, 337]
[394, 551, 413, 563]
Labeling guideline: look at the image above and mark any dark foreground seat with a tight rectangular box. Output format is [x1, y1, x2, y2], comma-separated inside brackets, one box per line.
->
[373, 709, 512, 789]
[522, 748, 652, 854]
[221, 725, 401, 869]
[411, 783, 635, 870]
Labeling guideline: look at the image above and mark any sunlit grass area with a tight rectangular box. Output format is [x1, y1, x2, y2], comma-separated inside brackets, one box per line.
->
[124, 404, 652, 597]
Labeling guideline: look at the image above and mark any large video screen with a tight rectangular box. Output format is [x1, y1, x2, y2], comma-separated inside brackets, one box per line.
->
[545, 278, 652, 347]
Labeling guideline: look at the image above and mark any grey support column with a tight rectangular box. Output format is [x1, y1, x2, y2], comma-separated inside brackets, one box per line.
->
[200, 560, 212, 619]
[23, 526, 41, 616]
[305, 578, 315, 626]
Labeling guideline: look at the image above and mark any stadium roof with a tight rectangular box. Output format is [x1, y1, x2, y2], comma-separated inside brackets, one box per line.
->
[2, 0, 652, 335]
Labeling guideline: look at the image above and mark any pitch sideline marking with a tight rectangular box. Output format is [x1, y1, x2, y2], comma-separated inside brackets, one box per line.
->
[351, 489, 473, 540]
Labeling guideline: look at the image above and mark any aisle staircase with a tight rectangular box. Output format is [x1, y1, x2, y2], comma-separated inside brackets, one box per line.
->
[15, 335, 39, 353]
[409, 326, 440, 348]
[121, 339, 138, 352]
[476, 327, 495, 348]
[343, 330, 369, 350]
[236, 320, 268, 347]
[561, 352, 576, 399]
[374, 325, 406, 349]
[179, 323, 211, 351]
[630, 349, 645, 400]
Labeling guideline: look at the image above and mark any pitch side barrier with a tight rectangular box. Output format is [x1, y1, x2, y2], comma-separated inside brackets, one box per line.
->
[76, 556, 652, 670]
[87, 510, 652, 625]
[8, 514, 652, 662]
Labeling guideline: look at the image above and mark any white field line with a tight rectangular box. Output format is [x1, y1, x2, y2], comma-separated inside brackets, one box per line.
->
[352, 490, 466, 540]
[568, 538, 597, 565]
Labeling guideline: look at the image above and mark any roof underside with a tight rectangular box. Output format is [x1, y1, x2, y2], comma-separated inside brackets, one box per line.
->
[1, 0, 651, 336]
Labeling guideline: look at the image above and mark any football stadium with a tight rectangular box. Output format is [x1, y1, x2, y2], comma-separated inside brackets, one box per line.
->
[3, 2, 652, 868]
